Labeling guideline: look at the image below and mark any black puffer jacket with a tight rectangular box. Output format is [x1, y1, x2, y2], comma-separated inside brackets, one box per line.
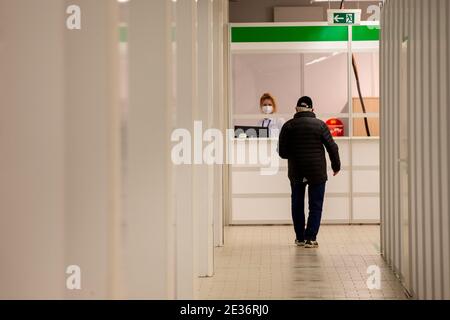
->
[278, 112, 341, 185]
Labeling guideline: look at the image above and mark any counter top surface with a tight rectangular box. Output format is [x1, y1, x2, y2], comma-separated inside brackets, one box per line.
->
[230, 137, 380, 142]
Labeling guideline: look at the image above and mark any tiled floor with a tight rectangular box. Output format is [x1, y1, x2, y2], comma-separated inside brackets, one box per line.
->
[198, 225, 408, 300]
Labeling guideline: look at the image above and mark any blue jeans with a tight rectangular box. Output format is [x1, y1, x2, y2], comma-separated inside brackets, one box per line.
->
[291, 181, 326, 242]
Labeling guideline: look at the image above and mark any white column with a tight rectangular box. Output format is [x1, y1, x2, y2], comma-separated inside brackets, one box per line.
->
[63, 0, 121, 299]
[125, 0, 174, 299]
[197, 0, 215, 277]
[221, 0, 231, 229]
[212, 0, 226, 247]
[174, 0, 199, 299]
[0, 0, 66, 299]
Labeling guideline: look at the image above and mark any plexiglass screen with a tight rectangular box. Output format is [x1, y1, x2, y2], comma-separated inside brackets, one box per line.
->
[232, 52, 349, 135]
[351, 51, 380, 137]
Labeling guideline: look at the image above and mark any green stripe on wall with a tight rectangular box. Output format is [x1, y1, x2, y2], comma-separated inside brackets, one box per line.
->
[352, 25, 380, 41]
[119, 25, 127, 43]
[231, 26, 349, 43]
[120, 25, 379, 44]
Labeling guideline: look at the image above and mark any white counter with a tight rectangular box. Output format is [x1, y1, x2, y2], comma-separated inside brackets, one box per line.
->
[229, 137, 380, 225]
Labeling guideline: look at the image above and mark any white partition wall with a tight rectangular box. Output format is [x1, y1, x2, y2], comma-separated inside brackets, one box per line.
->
[230, 139, 353, 224]
[0, 0, 122, 299]
[197, 0, 215, 278]
[64, 0, 122, 299]
[0, 0, 66, 299]
[352, 139, 381, 223]
[212, 0, 228, 247]
[126, 0, 175, 299]
[380, 0, 450, 300]
[229, 22, 381, 225]
[0, 0, 229, 300]
[174, 0, 199, 299]
[125, 0, 229, 299]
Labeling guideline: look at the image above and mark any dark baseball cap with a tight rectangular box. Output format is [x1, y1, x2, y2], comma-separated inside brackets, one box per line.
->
[297, 96, 313, 109]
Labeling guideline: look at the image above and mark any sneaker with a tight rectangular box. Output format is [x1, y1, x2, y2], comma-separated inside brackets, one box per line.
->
[295, 240, 305, 247]
[305, 240, 319, 248]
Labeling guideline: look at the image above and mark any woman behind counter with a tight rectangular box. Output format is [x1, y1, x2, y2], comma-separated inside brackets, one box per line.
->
[258, 93, 285, 138]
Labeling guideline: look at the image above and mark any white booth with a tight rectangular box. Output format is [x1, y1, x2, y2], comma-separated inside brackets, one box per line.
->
[229, 22, 380, 225]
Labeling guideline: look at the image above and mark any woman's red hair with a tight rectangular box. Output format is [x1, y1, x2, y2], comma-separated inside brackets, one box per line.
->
[260, 93, 278, 113]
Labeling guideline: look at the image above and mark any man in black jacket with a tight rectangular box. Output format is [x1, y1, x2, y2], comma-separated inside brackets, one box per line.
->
[278, 96, 341, 248]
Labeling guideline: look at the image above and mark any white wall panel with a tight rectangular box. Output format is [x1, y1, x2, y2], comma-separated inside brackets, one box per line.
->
[232, 169, 351, 195]
[64, 0, 121, 300]
[127, 0, 174, 299]
[232, 198, 291, 222]
[353, 170, 380, 194]
[326, 170, 351, 194]
[232, 196, 349, 223]
[381, 0, 450, 300]
[441, 0, 450, 300]
[353, 197, 380, 221]
[197, 0, 215, 278]
[0, 0, 66, 299]
[335, 140, 351, 166]
[322, 197, 350, 221]
[232, 171, 291, 195]
[352, 140, 380, 167]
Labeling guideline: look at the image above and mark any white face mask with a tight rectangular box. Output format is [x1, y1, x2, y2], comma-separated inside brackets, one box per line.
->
[262, 105, 274, 114]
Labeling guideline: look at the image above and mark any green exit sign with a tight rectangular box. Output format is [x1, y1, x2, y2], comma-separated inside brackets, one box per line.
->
[327, 9, 361, 25]
[333, 13, 355, 24]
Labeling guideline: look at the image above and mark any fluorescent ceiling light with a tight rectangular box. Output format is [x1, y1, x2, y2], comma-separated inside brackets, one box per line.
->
[305, 52, 340, 66]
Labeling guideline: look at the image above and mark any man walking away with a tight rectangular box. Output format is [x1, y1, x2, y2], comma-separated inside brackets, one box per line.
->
[278, 96, 341, 249]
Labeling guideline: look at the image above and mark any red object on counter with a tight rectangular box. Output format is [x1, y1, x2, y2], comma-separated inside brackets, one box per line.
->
[326, 118, 345, 137]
